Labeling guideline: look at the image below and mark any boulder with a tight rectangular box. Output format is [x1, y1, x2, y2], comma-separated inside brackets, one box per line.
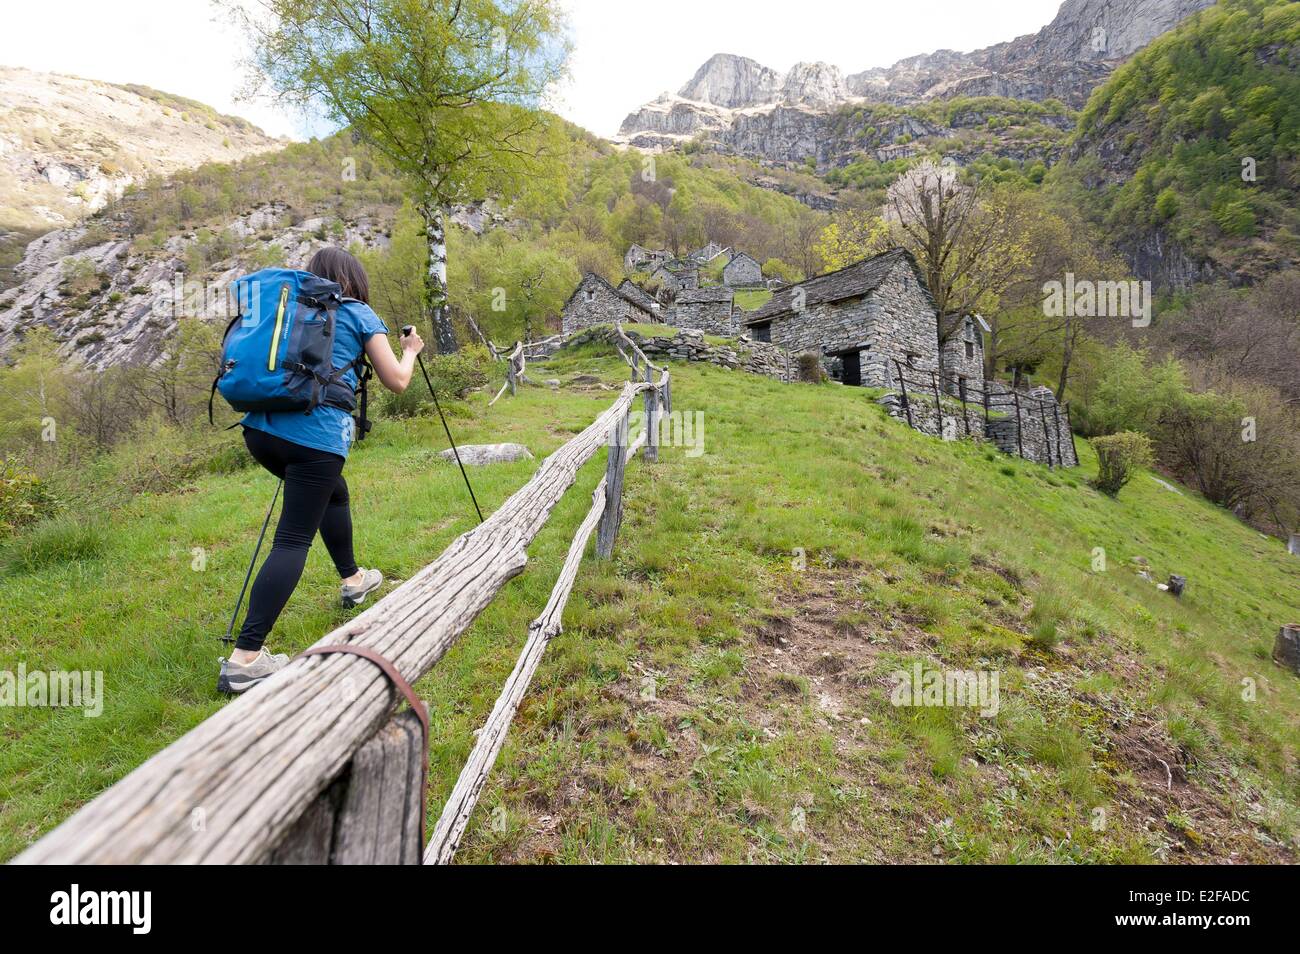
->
[439, 443, 534, 466]
[1274, 625, 1300, 676]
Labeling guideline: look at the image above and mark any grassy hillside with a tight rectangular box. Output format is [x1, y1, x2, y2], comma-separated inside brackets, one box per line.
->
[1, 339, 1297, 862]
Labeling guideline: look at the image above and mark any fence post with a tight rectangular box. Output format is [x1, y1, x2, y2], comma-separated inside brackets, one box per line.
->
[894, 359, 913, 429]
[645, 365, 659, 464]
[1037, 402, 1055, 468]
[268, 709, 424, 865]
[959, 385, 970, 437]
[931, 370, 943, 425]
[596, 409, 629, 559]
[1012, 390, 1025, 459]
[1064, 402, 1080, 467]
[1052, 404, 1066, 466]
[982, 383, 990, 431]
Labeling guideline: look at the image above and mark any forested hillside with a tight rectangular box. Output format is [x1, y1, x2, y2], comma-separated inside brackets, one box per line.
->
[1052, 0, 1300, 286]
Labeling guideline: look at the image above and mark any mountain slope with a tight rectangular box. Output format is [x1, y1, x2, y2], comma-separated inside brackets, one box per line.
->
[1, 344, 1296, 862]
[1050, 0, 1300, 288]
[0, 67, 283, 233]
[617, 0, 1218, 159]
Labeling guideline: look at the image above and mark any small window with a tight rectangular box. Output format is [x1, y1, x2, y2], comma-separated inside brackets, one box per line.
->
[585, 289, 595, 302]
[752, 322, 771, 343]
[905, 352, 918, 369]
[965, 340, 975, 360]
[957, 376, 968, 402]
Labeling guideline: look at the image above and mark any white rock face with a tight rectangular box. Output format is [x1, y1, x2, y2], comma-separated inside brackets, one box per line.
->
[779, 63, 851, 108]
[677, 54, 782, 109]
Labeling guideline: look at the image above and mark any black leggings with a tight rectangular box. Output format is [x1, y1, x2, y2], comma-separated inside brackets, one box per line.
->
[235, 427, 359, 652]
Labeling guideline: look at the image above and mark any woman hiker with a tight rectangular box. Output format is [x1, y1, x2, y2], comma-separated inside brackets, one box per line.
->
[217, 247, 424, 694]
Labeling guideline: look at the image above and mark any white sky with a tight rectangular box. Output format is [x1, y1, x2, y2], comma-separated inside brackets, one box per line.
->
[1, 0, 1065, 140]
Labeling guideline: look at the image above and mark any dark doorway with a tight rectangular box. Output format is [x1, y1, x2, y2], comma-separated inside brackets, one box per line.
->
[839, 349, 861, 386]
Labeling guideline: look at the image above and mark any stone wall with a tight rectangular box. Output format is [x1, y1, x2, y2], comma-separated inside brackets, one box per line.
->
[877, 392, 988, 442]
[983, 383, 1079, 467]
[879, 378, 1078, 468]
[564, 326, 791, 381]
[675, 292, 736, 336]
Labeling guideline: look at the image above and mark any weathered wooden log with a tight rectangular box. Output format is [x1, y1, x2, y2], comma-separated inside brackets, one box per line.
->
[268, 709, 424, 864]
[614, 322, 666, 375]
[488, 341, 523, 407]
[596, 409, 629, 560]
[426, 478, 609, 864]
[15, 379, 653, 864]
[644, 363, 659, 464]
[427, 422, 650, 865]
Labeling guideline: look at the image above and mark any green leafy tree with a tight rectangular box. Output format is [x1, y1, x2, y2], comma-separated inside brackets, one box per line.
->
[227, 0, 571, 352]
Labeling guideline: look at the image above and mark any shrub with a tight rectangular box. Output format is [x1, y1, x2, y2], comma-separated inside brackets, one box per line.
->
[1091, 431, 1153, 497]
[425, 345, 492, 398]
[0, 460, 59, 537]
[796, 351, 827, 384]
[377, 343, 491, 418]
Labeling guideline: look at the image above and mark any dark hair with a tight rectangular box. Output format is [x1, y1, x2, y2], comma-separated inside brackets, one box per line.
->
[307, 246, 370, 304]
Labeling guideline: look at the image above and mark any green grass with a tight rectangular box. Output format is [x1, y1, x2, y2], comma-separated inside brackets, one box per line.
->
[733, 288, 773, 312]
[1, 342, 1297, 863]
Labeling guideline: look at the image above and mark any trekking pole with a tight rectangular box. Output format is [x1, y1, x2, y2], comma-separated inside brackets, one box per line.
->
[220, 478, 282, 646]
[404, 325, 485, 524]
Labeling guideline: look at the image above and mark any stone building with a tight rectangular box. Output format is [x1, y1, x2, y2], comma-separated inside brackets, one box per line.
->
[940, 315, 986, 401]
[624, 244, 670, 273]
[674, 286, 736, 335]
[741, 248, 942, 388]
[561, 273, 657, 334]
[689, 241, 727, 264]
[722, 251, 763, 287]
[651, 260, 700, 294]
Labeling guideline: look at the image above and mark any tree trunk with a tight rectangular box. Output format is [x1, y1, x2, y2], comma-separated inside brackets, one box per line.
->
[420, 202, 459, 354]
[1056, 321, 1075, 400]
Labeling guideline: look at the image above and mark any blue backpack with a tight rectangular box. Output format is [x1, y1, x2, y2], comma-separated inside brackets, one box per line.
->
[209, 268, 373, 438]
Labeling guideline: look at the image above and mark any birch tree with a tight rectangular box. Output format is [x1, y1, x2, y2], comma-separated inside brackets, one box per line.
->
[226, 0, 570, 353]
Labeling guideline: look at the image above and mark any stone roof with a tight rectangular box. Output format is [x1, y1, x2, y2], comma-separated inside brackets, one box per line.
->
[689, 242, 726, 262]
[562, 272, 657, 319]
[677, 286, 734, 304]
[741, 248, 933, 324]
[617, 279, 661, 312]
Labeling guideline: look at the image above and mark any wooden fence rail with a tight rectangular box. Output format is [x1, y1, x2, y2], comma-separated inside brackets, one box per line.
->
[15, 353, 671, 865]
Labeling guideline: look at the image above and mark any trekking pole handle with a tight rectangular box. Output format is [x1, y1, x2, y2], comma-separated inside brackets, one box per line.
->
[401, 324, 415, 337]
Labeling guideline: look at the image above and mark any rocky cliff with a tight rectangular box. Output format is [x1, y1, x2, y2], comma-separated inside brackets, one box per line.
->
[0, 204, 392, 369]
[618, 0, 1217, 161]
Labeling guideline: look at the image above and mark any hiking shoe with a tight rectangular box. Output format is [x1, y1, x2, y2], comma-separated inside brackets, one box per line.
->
[341, 568, 383, 608]
[216, 650, 290, 695]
